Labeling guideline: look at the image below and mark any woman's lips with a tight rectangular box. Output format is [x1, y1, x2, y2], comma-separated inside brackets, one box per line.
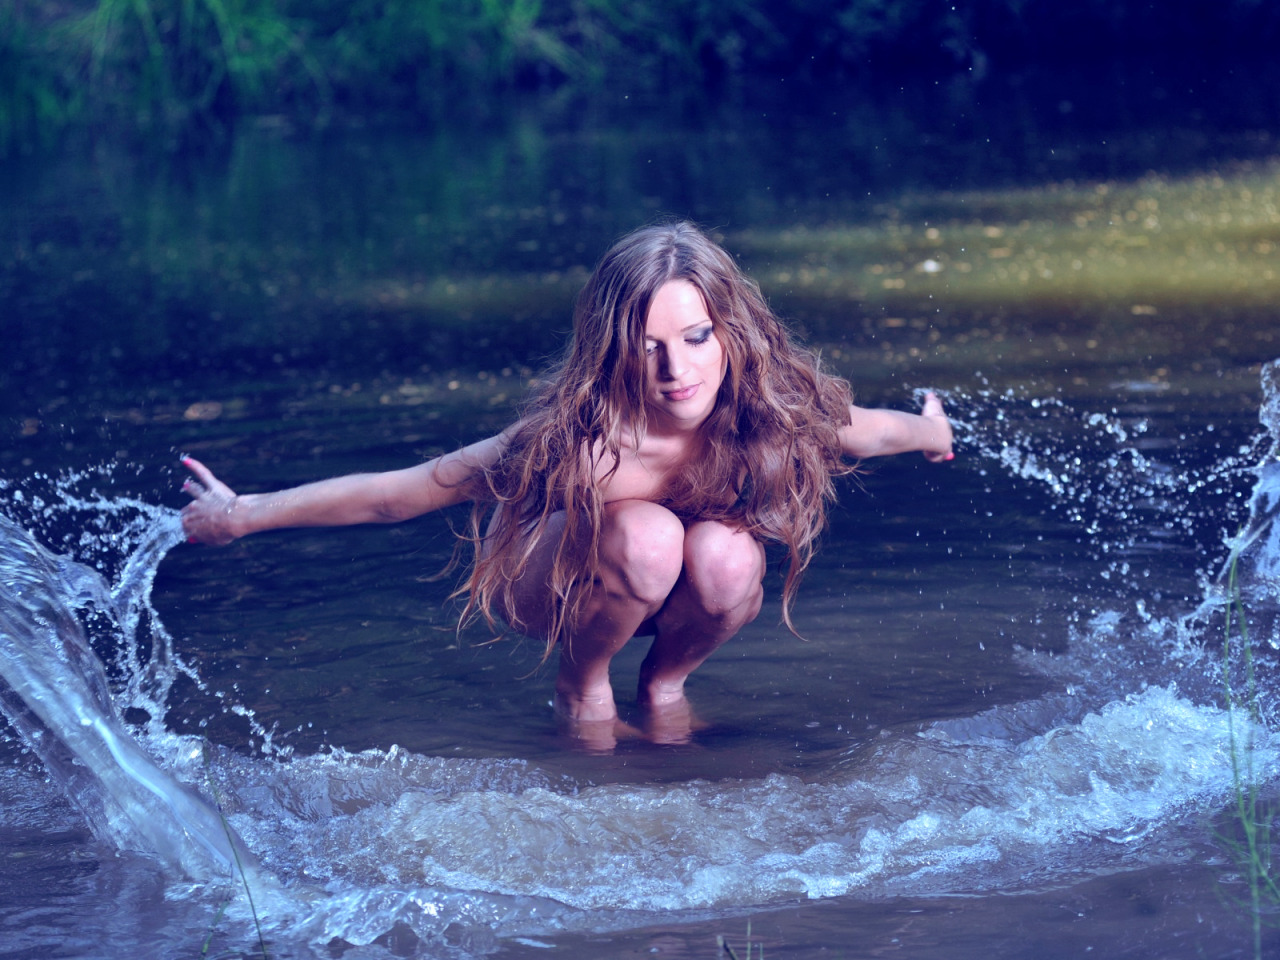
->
[662, 383, 699, 402]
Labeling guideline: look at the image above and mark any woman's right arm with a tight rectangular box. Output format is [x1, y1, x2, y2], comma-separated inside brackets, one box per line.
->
[180, 429, 512, 545]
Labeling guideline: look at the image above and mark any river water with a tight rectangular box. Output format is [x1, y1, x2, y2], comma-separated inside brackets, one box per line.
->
[3, 70, 1280, 958]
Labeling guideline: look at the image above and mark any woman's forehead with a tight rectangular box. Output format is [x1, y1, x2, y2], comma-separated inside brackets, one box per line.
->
[643, 280, 711, 334]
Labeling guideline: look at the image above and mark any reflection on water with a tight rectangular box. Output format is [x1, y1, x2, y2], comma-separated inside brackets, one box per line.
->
[4, 77, 1280, 958]
[4, 68, 1280, 426]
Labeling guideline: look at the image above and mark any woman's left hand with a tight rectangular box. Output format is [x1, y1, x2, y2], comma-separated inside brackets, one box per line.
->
[920, 392, 955, 463]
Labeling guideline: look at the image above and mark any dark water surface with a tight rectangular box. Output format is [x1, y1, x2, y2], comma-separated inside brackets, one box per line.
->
[4, 72, 1280, 958]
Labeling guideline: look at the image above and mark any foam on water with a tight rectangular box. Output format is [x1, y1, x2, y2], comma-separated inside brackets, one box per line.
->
[273, 687, 1268, 904]
[1, 361, 1278, 954]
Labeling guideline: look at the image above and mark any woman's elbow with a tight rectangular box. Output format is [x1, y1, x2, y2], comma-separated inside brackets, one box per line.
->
[369, 502, 410, 524]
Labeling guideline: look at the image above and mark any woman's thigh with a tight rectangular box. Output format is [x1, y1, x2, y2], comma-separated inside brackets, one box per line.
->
[678, 520, 766, 619]
[496, 499, 686, 640]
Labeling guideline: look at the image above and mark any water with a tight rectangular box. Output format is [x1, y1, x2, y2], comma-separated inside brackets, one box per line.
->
[6, 76, 1280, 958]
[4, 363, 1279, 958]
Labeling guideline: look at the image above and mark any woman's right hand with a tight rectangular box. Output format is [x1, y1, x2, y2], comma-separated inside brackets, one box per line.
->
[180, 457, 242, 545]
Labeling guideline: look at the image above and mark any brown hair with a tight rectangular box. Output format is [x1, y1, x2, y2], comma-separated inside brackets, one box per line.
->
[460, 221, 854, 655]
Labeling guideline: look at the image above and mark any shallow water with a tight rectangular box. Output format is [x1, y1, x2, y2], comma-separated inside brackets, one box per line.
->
[5, 373, 1278, 960]
[5, 75, 1280, 958]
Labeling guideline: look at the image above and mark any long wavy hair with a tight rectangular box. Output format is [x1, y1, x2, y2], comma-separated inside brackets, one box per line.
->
[459, 221, 855, 657]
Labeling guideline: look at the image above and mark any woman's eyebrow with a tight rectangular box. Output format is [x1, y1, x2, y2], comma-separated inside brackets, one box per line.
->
[645, 320, 712, 340]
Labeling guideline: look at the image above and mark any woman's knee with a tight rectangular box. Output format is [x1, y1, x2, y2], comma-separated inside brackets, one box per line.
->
[681, 522, 765, 619]
[599, 501, 685, 606]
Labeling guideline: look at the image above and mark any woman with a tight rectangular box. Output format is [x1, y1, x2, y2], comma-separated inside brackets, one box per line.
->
[182, 222, 953, 740]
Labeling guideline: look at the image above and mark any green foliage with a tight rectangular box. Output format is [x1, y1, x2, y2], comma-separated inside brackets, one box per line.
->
[0, 6, 82, 155]
[4, 0, 1280, 155]
[81, 0, 322, 134]
[1221, 549, 1280, 959]
[718, 919, 764, 959]
[292, 0, 581, 111]
[200, 741, 269, 959]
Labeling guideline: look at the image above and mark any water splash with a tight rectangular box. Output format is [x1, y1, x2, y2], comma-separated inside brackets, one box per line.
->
[923, 361, 1280, 698]
[0, 510, 260, 881]
[2, 363, 1280, 955]
[929, 369, 1271, 573]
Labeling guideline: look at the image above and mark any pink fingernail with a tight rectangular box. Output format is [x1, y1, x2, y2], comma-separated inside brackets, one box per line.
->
[945, 452, 955, 461]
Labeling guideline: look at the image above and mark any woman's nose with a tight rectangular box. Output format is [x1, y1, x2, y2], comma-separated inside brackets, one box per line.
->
[660, 346, 688, 380]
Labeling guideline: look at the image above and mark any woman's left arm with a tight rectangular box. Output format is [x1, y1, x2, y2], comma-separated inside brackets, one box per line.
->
[839, 392, 954, 462]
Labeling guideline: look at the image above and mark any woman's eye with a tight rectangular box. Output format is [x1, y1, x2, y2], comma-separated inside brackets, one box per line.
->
[688, 328, 712, 345]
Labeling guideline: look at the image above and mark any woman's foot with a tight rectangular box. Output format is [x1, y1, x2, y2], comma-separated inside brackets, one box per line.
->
[552, 692, 641, 752]
[553, 680, 619, 722]
[640, 695, 706, 745]
[637, 667, 690, 710]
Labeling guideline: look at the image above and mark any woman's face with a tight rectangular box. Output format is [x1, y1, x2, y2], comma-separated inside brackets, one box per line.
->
[642, 279, 727, 432]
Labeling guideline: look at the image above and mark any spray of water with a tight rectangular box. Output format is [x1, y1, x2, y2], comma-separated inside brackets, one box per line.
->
[0, 361, 1278, 954]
